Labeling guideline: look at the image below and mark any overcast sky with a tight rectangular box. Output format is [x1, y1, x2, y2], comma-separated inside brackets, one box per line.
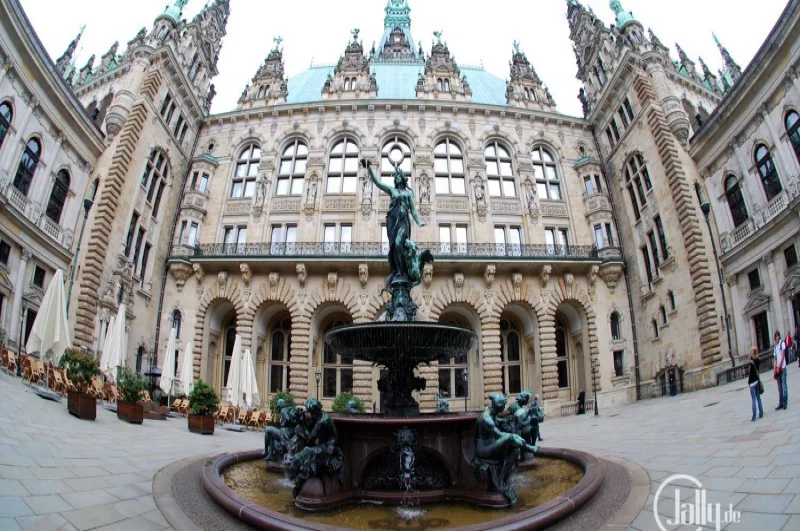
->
[19, 0, 789, 118]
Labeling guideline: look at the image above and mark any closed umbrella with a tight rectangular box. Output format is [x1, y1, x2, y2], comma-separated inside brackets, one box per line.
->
[104, 304, 127, 382]
[225, 335, 243, 410]
[25, 269, 71, 366]
[98, 316, 115, 376]
[241, 348, 260, 408]
[178, 341, 194, 396]
[160, 327, 177, 395]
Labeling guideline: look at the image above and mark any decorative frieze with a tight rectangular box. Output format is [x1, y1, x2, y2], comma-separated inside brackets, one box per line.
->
[271, 198, 302, 211]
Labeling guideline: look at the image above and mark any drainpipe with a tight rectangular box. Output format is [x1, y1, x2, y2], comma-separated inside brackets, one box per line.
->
[591, 135, 642, 400]
[153, 130, 200, 360]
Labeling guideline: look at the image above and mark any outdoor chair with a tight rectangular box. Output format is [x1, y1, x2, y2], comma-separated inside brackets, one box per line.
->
[236, 407, 247, 425]
[142, 390, 153, 403]
[22, 358, 34, 385]
[247, 410, 264, 430]
[215, 405, 229, 424]
[170, 399, 182, 412]
[52, 371, 67, 396]
[178, 399, 189, 416]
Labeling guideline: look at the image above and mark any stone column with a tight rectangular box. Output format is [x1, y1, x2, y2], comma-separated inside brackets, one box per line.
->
[539, 313, 559, 401]
[764, 251, 787, 336]
[726, 274, 743, 358]
[525, 333, 541, 394]
[9, 247, 31, 350]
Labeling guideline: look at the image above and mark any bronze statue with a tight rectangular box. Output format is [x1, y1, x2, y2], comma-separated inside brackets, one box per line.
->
[263, 398, 302, 464]
[289, 399, 344, 498]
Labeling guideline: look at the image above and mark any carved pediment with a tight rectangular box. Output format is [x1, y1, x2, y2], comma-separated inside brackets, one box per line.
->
[743, 288, 771, 317]
[780, 268, 800, 295]
[0, 268, 13, 295]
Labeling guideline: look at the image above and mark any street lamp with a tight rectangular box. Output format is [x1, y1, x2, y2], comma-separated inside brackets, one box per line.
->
[66, 197, 93, 316]
[16, 297, 27, 377]
[592, 358, 598, 416]
[461, 367, 469, 412]
[315, 366, 322, 399]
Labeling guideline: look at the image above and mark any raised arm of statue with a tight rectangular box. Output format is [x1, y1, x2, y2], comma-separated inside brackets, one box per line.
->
[361, 159, 393, 196]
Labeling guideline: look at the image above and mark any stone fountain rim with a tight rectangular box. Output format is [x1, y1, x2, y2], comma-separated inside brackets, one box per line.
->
[202, 446, 605, 531]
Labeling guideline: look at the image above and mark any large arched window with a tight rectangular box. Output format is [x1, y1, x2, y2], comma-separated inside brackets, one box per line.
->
[381, 136, 412, 187]
[0, 101, 12, 151]
[172, 309, 182, 339]
[45, 169, 70, 223]
[624, 154, 652, 221]
[610, 312, 621, 341]
[141, 150, 170, 217]
[269, 317, 292, 393]
[438, 318, 470, 402]
[232, 143, 261, 198]
[322, 318, 353, 398]
[276, 140, 306, 196]
[222, 320, 237, 390]
[326, 138, 359, 194]
[434, 139, 465, 195]
[555, 319, 569, 389]
[13, 137, 41, 196]
[755, 144, 782, 201]
[786, 111, 800, 164]
[485, 141, 515, 197]
[500, 319, 522, 395]
[532, 145, 561, 200]
[724, 174, 749, 227]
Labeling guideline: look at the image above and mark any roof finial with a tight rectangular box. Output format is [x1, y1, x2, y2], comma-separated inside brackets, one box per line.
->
[351, 28, 360, 42]
[513, 40, 521, 54]
[433, 30, 443, 44]
[609, 0, 636, 29]
[55, 25, 86, 75]
[273, 35, 283, 51]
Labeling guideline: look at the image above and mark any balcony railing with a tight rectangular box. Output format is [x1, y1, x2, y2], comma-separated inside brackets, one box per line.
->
[172, 242, 602, 260]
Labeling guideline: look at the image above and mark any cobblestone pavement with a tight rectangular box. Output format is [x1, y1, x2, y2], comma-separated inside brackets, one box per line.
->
[0, 364, 799, 530]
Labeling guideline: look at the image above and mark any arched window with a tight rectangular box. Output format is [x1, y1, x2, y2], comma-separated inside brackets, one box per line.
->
[444, 79, 451, 92]
[438, 318, 470, 402]
[668, 290, 676, 312]
[13, 137, 41, 196]
[257, 85, 267, 99]
[555, 319, 569, 388]
[326, 138, 359, 194]
[724, 174, 749, 227]
[659, 305, 667, 325]
[786, 111, 800, 163]
[269, 317, 292, 393]
[322, 318, 353, 398]
[276, 140, 306, 196]
[381, 136, 412, 187]
[222, 320, 236, 388]
[188, 53, 200, 81]
[45, 169, 70, 223]
[434, 139, 465, 195]
[500, 319, 522, 395]
[172, 309, 182, 339]
[652, 319, 659, 339]
[437, 79, 443, 92]
[610, 312, 621, 341]
[232, 143, 261, 198]
[532, 145, 561, 200]
[141, 150, 170, 217]
[485, 141, 515, 197]
[755, 144, 782, 201]
[0, 101, 12, 151]
[624, 154, 652, 220]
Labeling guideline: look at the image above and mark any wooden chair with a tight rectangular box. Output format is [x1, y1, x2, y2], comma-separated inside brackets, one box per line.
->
[5, 350, 17, 375]
[22, 357, 35, 385]
[142, 390, 153, 403]
[0, 349, 7, 371]
[247, 410, 264, 430]
[215, 405, 229, 424]
[34, 361, 46, 384]
[170, 399, 182, 412]
[106, 385, 118, 403]
[63, 370, 76, 393]
[51, 371, 67, 396]
[178, 399, 190, 416]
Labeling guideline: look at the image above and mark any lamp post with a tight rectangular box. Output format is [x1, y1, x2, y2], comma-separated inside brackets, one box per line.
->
[66, 198, 93, 316]
[695, 183, 735, 366]
[16, 297, 27, 377]
[461, 368, 469, 412]
[315, 366, 322, 399]
[592, 358, 598, 416]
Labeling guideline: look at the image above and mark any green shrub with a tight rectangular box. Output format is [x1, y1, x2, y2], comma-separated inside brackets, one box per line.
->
[116, 366, 149, 404]
[58, 348, 100, 394]
[269, 391, 296, 416]
[331, 392, 365, 413]
[188, 380, 219, 416]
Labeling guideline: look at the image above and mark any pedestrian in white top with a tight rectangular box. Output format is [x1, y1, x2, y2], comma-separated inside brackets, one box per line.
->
[774, 331, 788, 410]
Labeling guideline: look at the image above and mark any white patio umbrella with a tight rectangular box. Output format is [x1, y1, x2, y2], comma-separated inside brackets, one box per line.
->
[178, 341, 195, 396]
[241, 348, 260, 408]
[98, 316, 116, 376]
[104, 304, 127, 382]
[160, 327, 177, 395]
[225, 334, 243, 410]
[25, 269, 71, 367]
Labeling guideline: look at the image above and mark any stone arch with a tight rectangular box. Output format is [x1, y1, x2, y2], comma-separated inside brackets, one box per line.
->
[322, 124, 367, 151]
[232, 135, 265, 159]
[526, 134, 565, 159]
[191, 275, 246, 380]
[374, 124, 420, 150]
[428, 126, 472, 151]
[435, 302, 485, 410]
[478, 129, 520, 156]
[272, 128, 313, 153]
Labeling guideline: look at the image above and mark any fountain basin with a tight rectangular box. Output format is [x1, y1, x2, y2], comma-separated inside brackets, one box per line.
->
[202, 445, 604, 531]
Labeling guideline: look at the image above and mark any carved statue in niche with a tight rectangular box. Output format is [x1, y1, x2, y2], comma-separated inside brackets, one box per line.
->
[473, 175, 486, 203]
[255, 177, 267, 205]
[296, 264, 307, 289]
[306, 179, 318, 205]
[419, 174, 431, 204]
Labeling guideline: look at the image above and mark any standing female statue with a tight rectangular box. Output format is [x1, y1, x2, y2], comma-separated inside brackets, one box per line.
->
[361, 156, 432, 321]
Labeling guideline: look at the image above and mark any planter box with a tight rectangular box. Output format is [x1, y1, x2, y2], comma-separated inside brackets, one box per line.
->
[117, 401, 144, 424]
[67, 390, 96, 421]
[188, 414, 215, 435]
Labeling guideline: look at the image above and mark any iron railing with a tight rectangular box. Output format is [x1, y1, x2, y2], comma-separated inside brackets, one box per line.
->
[172, 242, 603, 260]
[716, 353, 774, 386]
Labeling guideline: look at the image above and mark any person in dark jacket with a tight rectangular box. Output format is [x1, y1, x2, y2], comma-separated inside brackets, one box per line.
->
[749, 346, 764, 421]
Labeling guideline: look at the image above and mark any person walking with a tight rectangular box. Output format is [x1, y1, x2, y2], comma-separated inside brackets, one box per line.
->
[774, 331, 788, 410]
[748, 347, 764, 421]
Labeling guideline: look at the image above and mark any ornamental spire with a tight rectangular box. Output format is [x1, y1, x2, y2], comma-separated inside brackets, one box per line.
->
[609, 0, 636, 29]
[376, 0, 420, 62]
[713, 33, 742, 82]
[55, 25, 85, 75]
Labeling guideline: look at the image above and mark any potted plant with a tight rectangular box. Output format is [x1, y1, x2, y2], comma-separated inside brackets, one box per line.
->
[187, 380, 219, 435]
[332, 392, 365, 413]
[116, 366, 148, 424]
[59, 349, 100, 421]
[269, 390, 296, 426]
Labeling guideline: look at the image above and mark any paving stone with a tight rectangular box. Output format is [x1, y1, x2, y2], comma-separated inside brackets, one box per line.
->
[725, 511, 789, 531]
[0, 497, 33, 518]
[140, 509, 170, 527]
[104, 485, 147, 501]
[19, 480, 73, 496]
[63, 477, 112, 492]
[91, 515, 163, 531]
[59, 489, 119, 510]
[737, 478, 792, 494]
[0, 518, 23, 530]
[22, 495, 74, 515]
[60, 505, 127, 531]
[734, 493, 794, 513]
[14, 513, 79, 531]
[30, 468, 77, 481]
[0, 466, 35, 481]
[0, 479, 29, 496]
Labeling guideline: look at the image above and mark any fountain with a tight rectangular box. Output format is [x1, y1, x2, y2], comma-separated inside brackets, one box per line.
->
[201, 156, 604, 529]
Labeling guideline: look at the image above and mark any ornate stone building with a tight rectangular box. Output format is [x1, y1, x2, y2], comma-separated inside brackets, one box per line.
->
[690, 0, 800, 361]
[4, 0, 782, 415]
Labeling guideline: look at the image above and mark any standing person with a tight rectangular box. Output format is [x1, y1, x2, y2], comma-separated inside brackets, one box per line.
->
[748, 347, 764, 421]
[774, 331, 788, 410]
